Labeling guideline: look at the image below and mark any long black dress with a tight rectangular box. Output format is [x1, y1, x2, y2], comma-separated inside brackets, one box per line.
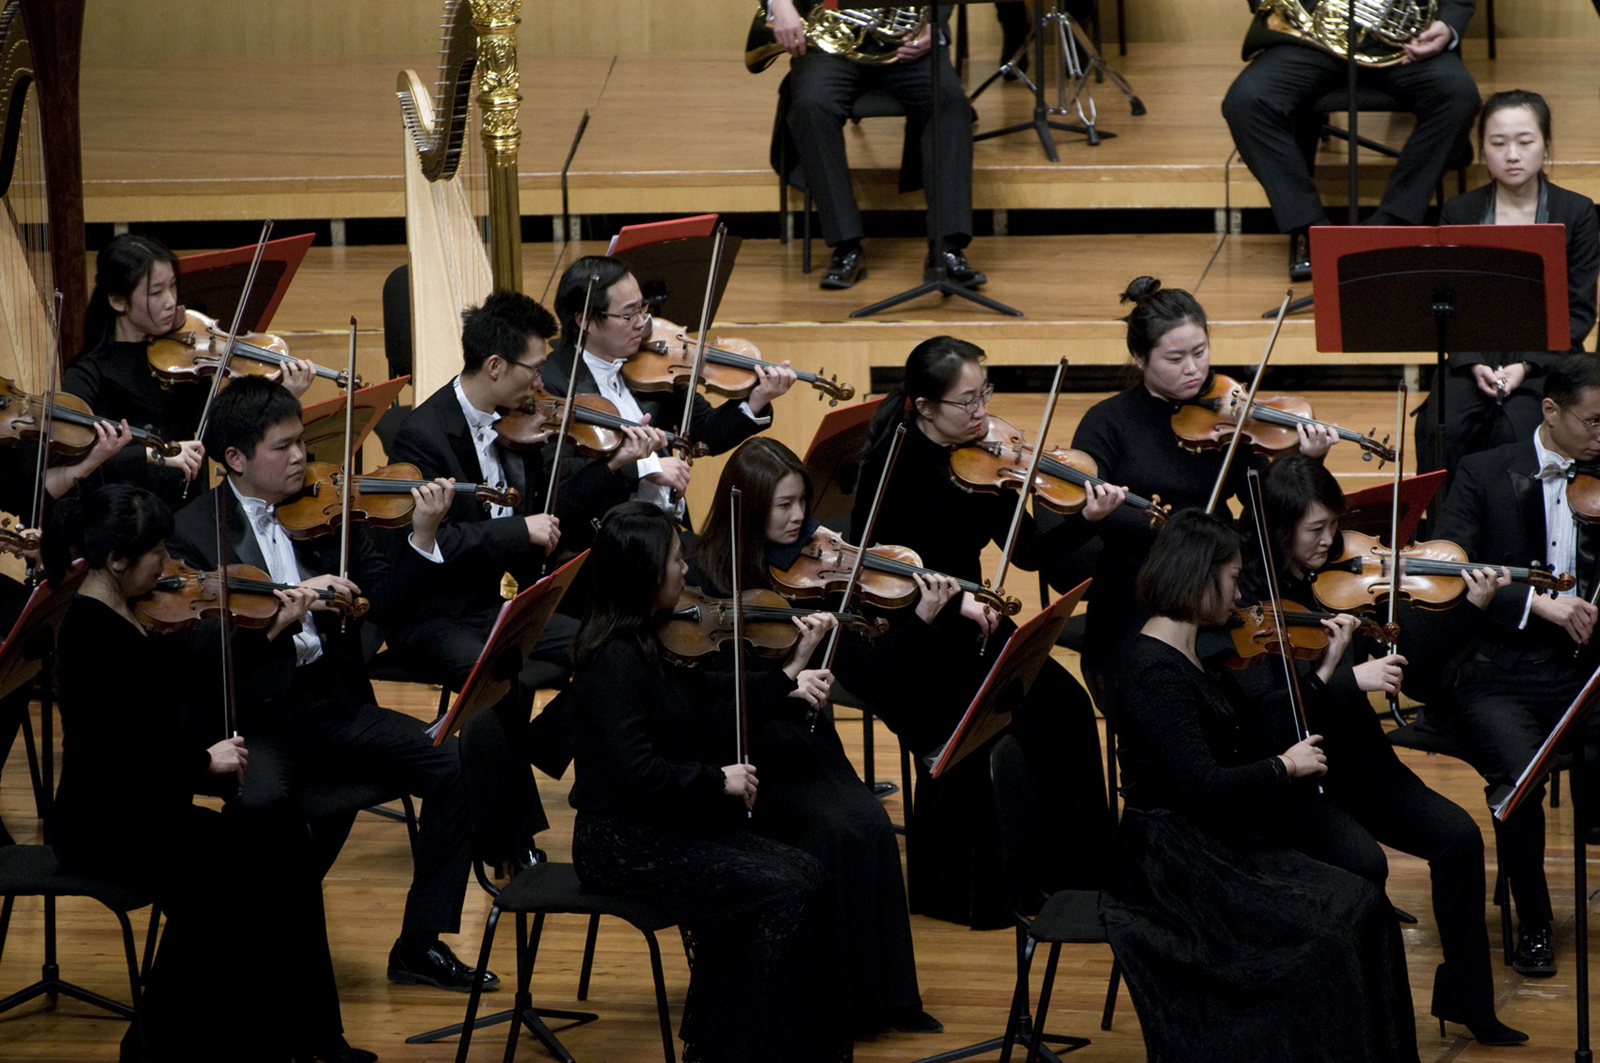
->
[53, 595, 343, 1062]
[1101, 634, 1418, 1063]
[567, 634, 850, 1063]
[62, 340, 203, 507]
[849, 424, 1109, 929]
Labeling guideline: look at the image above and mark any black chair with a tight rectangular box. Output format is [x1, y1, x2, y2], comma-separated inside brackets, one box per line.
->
[428, 858, 678, 1063]
[1306, 86, 1473, 215]
[914, 735, 1119, 1063]
[0, 845, 159, 1041]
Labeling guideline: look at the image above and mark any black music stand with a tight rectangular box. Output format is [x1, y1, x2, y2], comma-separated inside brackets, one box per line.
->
[1310, 224, 1569, 464]
[610, 215, 742, 325]
[0, 564, 86, 824]
[1490, 658, 1600, 1063]
[847, 0, 1022, 320]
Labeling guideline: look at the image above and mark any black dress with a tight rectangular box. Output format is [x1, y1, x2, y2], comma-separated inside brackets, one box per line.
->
[1101, 635, 1418, 1063]
[567, 634, 850, 1063]
[53, 596, 342, 1062]
[848, 424, 1109, 929]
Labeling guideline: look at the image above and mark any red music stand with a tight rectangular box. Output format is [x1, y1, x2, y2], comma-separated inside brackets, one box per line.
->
[0, 563, 87, 815]
[298, 376, 411, 467]
[1339, 470, 1444, 546]
[426, 552, 588, 745]
[803, 397, 882, 525]
[606, 214, 742, 326]
[176, 232, 315, 333]
[928, 579, 1090, 779]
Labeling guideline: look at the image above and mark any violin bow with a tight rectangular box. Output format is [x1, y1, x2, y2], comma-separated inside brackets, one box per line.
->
[1204, 288, 1292, 515]
[540, 273, 598, 576]
[1383, 382, 1408, 726]
[24, 291, 64, 584]
[676, 224, 729, 450]
[190, 220, 275, 498]
[992, 357, 1068, 623]
[337, 317, 358, 631]
[729, 485, 752, 818]
[1244, 466, 1320, 793]
[214, 478, 240, 741]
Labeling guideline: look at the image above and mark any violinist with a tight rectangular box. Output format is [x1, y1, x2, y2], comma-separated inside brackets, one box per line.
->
[44, 483, 371, 1063]
[1100, 509, 1418, 1063]
[163, 376, 495, 996]
[1070, 276, 1339, 709]
[852, 336, 1111, 928]
[384, 290, 662, 874]
[1417, 353, 1600, 978]
[541, 256, 797, 517]
[63, 233, 317, 508]
[1211, 454, 1523, 1045]
[568, 501, 849, 1063]
[688, 437, 938, 1035]
[1418, 90, 1600, 485]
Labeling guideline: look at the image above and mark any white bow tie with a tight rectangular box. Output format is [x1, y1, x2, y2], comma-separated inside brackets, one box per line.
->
[1538, 460, 1574, 482]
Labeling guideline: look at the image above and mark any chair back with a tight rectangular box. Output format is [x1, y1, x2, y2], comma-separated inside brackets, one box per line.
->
[989, 734, 1047, 921]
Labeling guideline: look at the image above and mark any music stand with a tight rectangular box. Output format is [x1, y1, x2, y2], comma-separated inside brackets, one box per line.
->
[847, 0, 1022, 320]
[609, 214, 741, 325]
[928, 579, 1089, 779]
[177, 232, 314, 332]
[802, 397, 882, 526]
[1339, 470, 1443, 545]
[298, 376, 410, 466]
[0, 563, 87, 823]
[1310, 224, 1568, 461]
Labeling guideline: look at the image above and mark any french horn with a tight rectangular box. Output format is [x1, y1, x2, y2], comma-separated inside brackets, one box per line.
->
[745, 2, 930, 73]
[1261, 0, 1438, 68]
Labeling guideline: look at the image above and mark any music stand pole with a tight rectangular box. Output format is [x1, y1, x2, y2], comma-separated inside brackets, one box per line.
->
[852, 0, 1023, 319]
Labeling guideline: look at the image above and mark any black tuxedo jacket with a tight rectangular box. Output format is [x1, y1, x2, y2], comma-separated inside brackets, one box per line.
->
[384, 382, 626, 618]
[1440, 179, 1599, 357]
[543, 338, 768, 466]
[169, 485, 440, 724]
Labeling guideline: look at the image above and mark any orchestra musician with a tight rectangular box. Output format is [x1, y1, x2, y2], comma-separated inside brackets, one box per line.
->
[1211, 453, 1524, 1045]
[1417, 90, 1600, 485]
[63, 233, 317, 507]
[45, 482, 373, 1063]
[764, 0, 983, 290]
[1101, 508, 1418, 1063]
[689, 437, 939, 1035]
[540, 256, 796, 526]
[567, 501, 849, 1063]
[849, 335, 1111, 928]
[162, 376, 495, 995]
[1412, 354, 1600, 978]
[1220, 0, 1480, 280]
[383, 290, 662, 876]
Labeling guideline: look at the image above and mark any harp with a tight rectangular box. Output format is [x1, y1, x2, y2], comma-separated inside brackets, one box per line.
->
[397, 0, 523, 404]
[0, 0, 85, 393]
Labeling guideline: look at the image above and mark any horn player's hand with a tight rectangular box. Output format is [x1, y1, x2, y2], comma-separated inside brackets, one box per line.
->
[768, 0, 807, 55]
[1401, 21, 1453, 63]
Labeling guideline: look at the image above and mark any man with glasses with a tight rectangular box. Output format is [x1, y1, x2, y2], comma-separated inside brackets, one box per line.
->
[543, 256, 797, 522]
[1416, 353, 1600, 980]
[384, 291, 663, 884]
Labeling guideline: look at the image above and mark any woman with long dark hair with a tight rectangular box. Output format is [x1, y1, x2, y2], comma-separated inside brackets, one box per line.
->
[569, 501, 850, 1063]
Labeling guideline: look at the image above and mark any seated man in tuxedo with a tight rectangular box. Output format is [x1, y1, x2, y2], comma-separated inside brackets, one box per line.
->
[169, 376, 493, 994]
[766, 0, 982, 290]
[384, 290, 661, 874]
[1221, 0, 1480, 280]
[541, 255, 795, 528]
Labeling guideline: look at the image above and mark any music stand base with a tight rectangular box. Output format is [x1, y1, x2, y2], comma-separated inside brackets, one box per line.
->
[404, 1002, 598, 1060]
[853, 277, 1024, 319]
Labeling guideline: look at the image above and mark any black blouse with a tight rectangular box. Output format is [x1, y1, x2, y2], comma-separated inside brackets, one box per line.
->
[63, 340, 204, 503]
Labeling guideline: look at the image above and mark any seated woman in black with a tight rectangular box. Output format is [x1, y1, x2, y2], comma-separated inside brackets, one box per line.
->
[1419, 89, 1600, 482]
[567, 501, 849, 1063]
[1100, 509, 1417, 1063]
[46, 483, 372, 1063]
[1216, 454, 1523, 1045]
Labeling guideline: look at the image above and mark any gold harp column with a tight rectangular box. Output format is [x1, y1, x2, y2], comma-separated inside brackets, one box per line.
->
[472, 0, 522, 293]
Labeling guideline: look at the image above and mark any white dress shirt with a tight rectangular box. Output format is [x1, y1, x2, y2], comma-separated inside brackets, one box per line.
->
[452, 375, 512, 519]
[1520, 426, 1579, 626]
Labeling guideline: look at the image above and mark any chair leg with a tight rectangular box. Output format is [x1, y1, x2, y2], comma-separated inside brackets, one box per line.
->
[641, 928, 677, 1063]
[862, 707, 876, 789]
[141, 907, 162, 982]
[1552, 767, 1562, 808]
[998, 929, 1036, 1063]
[1027, 943, 1063, 1063]
[1494, 866, 1513, 965]
[578, 912, 600, 1000]
[802, 189, 813, 274]
[116, 909, 148, 1060]
[1099, 956, 1121, 1030]
[0, 894, 12, 966]
[454, 905, 502, 1063]
[403, 794, 419, 850]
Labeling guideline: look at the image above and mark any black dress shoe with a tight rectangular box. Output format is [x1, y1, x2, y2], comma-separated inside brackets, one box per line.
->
[1464, 1017, 1530, 1045]
[820, 247, 865, 290]
[492, 845, 547, 880]
[303, 1036, 379, 1063]
[387, 939, 500, 992]
[1288, 230, 1312, 282]
[887, 1007, 944, 1033]
[926, 249, 987, 288]
[1512, 922, 1556, 977]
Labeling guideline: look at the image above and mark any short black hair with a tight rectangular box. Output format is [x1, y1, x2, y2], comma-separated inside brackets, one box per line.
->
[43, 482, 173, 584]
[1135, 508, 1241, 622]
[461, 290, 558, 374]
[1545, 354, 1600, 408]
[555, 256, 635, 343]
[202, 375, 303, 466]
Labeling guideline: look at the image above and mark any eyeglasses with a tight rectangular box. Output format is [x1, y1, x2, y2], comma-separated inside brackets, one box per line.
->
[597, 305, 651, 325]
[504, 358, 544, 375]
[938, 383, 995, 415]
[1557, 402, 1600, 432]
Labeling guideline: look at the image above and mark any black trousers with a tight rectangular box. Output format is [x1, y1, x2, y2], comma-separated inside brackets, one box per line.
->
[786, 49, 973, 248]
[237, 679, 472, 944]
[390, 607, 578, 861]
[1221, 43, 1479, 233]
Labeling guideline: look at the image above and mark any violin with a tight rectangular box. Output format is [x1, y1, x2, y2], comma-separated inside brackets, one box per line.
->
[1171, 373, 1395, 464]
[0, 378, 183, 458]
[273, 462, 520, 539]
[495, 388, 708, 458]
[0, 518, 38, 559]
[624, 317, 854, 406]
[950, 415, 1170, 527]
[1223, 598, 1399, 671]
[657, 586, 888, 666]
[146, 309, 361, 389]
[770, 525, 1021, 616]
[1564, 467, 1600, 524]
[1310, 529, 1573, 613]
[133, 558, 370, 632]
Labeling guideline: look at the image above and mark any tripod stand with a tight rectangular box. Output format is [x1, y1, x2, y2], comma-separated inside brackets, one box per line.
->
[969, 1, 1143, 161]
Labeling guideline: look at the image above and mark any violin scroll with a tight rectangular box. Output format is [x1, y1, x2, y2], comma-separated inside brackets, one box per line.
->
[1526, 561, 1576, 597]
[473, 483, 522, 509]
[810, 367, 854, 407]
[0, 518, 39, 558]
